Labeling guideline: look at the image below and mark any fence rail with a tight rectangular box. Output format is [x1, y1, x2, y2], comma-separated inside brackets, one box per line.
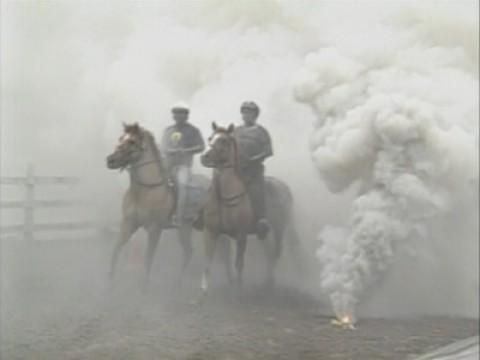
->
[0, 200, 82, 209]
[0, 176, 80, 185]
[1, 221, 98, 234]
[0, 164, 99, 240]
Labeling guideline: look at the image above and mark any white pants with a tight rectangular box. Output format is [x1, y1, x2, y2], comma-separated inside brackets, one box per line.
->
[174, 165, 192, 224]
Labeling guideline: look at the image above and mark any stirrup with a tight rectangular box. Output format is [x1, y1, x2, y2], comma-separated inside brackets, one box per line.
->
[192, 215, 204, 231]
[171, 215, 182, 227]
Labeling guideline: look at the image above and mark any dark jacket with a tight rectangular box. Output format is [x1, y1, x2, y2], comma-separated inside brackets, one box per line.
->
[233, 124, 273, 167]
[161, 123, 205, 167]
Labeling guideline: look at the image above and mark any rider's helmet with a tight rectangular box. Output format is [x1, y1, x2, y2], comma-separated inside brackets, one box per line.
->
[240, 101, 260, 115]
[171, 101, 190, 114]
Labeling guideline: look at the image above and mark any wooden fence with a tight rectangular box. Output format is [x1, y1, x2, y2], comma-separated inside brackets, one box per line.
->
[0, 164, 100, 240]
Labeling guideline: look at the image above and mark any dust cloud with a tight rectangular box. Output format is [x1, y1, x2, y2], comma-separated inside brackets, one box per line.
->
[0, 1, 477, 356]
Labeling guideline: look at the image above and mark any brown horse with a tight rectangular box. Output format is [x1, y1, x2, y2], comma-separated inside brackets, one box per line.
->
[106, 123, 197, 289]
[199, 122, 300, 294]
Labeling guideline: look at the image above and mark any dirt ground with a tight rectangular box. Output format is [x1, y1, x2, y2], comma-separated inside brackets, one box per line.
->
[1, 235, 478, 360]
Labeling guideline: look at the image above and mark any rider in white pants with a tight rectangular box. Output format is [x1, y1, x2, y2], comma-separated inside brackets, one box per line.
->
[160, 102, 205, 226]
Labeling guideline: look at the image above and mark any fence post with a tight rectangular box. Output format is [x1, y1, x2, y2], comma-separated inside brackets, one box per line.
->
[24, 164, 35, 241]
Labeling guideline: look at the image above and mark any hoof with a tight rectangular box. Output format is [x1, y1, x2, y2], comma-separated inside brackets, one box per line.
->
[108, 283, 115, 295]
[235, 277, 243, 289]
[174, 275, 185, 293]
[263, 278, 275, 291]
[142, 280, 150, 295]
[108, 276, 115, 294]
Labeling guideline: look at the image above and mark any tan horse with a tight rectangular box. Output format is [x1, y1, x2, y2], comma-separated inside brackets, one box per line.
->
[106, 123, 194, 289]
[199, 122, 300, 294]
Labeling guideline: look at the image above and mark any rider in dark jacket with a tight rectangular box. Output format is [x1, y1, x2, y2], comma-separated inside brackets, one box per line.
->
[233, 101, 273, 238]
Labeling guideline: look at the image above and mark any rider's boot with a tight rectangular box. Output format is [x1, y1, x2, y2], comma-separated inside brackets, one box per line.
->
[253, 176, 269, 239]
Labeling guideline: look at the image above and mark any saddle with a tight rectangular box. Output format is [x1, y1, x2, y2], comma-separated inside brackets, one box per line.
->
[168, 173, 209, 228]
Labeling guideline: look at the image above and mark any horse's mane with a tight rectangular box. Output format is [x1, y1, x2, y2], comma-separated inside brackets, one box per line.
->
[143, 128, 167, 174]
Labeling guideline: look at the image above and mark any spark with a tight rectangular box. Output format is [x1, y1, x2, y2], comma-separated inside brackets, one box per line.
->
[331, 315, 356, 330]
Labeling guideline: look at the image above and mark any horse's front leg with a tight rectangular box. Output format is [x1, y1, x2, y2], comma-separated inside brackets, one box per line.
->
[219, 237, 233, 285]
[201, 229, 217, 296]
[144, 224, 162, 292]
[177, 224, 193, 284]
[235, 233, 247, 288]
[110, 218, 138, 289]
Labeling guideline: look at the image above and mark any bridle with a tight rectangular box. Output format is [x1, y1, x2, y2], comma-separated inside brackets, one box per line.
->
[209, 132, 247, 230]
[124, 133, 167, 188]
[207, 132, 240, 170]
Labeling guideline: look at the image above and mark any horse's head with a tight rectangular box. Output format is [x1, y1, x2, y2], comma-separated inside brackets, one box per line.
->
[201, 122, 237, 168]
[106, 123, 146, 170]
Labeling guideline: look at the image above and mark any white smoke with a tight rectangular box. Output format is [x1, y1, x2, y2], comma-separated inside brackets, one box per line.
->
[294, 1, 478, 322]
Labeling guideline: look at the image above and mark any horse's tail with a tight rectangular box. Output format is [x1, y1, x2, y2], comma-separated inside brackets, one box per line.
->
[284, 208, 307, 276]
[266, 177, 305, 270]
[282, 187, 307, 275]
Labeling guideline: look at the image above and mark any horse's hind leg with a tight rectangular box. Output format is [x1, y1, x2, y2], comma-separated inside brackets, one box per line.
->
[110, 219, 137, 288]
[273, 226, 284, 264]
[259, 226, 281, 289]
[286, 222, 306, 277]
[269, 226, 284, 288]
[144, 225, 162, 291]
[235, 233, 247, 287]
[177, 225, 193, 283]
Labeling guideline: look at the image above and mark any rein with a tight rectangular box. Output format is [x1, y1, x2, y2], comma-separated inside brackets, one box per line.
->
[209, 133, 241, 171]
[214, 175, 246, 208]
[129, 159, 160, 170]
[129, 170, 165, 188]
